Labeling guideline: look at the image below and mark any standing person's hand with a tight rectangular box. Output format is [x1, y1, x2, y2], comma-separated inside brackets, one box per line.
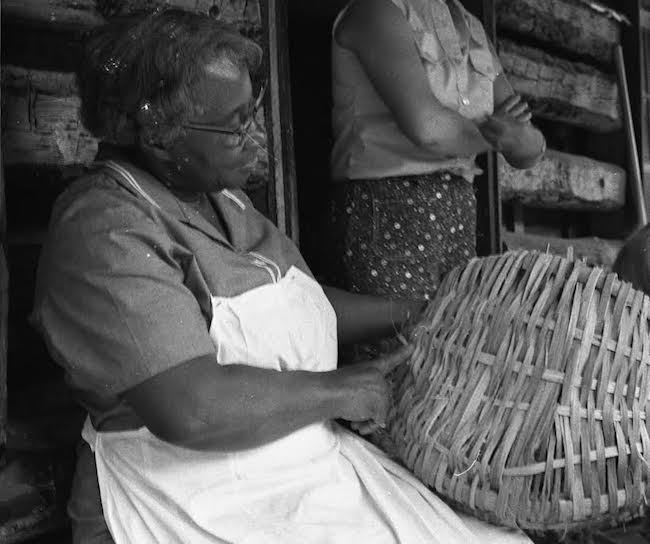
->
[493, 94, 532, 123]
[331, 344, 414, 434]
[478, 94, 533, 154]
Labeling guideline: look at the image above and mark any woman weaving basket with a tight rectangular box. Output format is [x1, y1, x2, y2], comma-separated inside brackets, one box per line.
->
[32, 10, 532, 544]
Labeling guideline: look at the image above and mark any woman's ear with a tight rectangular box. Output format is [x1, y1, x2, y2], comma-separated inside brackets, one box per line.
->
[139, 134, 173, 163]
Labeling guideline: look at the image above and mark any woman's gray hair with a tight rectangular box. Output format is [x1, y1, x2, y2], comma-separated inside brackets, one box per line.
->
[78, 9, 263, 147]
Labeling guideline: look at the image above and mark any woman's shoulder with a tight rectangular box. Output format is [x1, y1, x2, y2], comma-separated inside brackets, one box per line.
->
[335, 0, 408, 49]
[48, 167, 158, 239]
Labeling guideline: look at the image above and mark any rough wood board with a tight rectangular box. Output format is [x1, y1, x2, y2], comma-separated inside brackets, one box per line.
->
[495, 0, 621, 64]
[2, 66, 98, 166]
[502, 230, 623, 269]
[1, 0, 261, 30]
[2, 65, 79, 97]
[0, 455, 70, 544]
[499, 39, 621, 132]
[1, 0, 104, 29]
[0, 234, 5, 466]
[499, 149, 626, 209]
[1, 65, 268, 177]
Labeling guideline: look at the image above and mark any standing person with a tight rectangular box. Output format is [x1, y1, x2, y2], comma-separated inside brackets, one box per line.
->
[32, 10, 531, 543]
[331, 0, 546, 300]
[613, 224, 650, 292]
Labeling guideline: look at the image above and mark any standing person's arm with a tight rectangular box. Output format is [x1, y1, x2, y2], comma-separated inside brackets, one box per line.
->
[478, 74, 546, 169]
[336, 0, 493, 157]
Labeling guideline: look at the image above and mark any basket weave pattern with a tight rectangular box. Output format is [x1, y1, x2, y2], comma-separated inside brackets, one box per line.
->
[388, 251, 650, 531]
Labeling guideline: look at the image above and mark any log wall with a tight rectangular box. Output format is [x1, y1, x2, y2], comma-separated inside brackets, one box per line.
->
[495, 1, 636, 271]
[1, 1, 271, 191]
[2, 67, 98, 168]
[502, 231, 623, 269]
[1, 0, 261, 32]
[0, 159, 6, 468]
[499, 39, 621, 133]
[495, 0, 621, 64]
[499, 150, 627, 210]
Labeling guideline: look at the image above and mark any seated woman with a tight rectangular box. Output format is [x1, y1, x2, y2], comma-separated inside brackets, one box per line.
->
[33, 10, 531, 543]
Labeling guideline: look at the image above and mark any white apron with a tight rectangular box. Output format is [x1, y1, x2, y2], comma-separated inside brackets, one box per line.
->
[82, 163, 532, 543]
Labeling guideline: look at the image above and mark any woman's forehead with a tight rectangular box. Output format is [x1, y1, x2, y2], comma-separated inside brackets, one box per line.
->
[196, 68, 252, 119]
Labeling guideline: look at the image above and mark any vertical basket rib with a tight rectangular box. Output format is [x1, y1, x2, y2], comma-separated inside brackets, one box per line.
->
[388, 250, 650, 531]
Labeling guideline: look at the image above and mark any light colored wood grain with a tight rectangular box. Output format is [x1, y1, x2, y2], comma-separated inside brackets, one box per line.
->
[499, 150, 626, 210]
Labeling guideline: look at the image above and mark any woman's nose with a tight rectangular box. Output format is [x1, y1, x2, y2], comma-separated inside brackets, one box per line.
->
[245, 115, 266, 143]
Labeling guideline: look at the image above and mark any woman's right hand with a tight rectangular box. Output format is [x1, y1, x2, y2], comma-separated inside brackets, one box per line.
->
[331, 344, 414, 433]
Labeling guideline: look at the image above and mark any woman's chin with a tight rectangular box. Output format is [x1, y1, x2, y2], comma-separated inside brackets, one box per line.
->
[222, 169, 254, 191]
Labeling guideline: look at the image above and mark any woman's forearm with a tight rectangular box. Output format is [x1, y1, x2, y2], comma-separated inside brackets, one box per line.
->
[322, 285, 425, 346]
[410, 109, 493, 158]
[123, 355, 347, 452]
[124, 351, 401, 453]
[502, 125, 546, 169]
[178, 363, 345, 451]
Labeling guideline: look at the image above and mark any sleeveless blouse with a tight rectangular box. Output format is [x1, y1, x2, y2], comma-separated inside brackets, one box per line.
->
[331, 0, 502, 182]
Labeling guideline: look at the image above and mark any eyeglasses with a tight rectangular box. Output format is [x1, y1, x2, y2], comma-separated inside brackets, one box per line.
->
[182, 79, 268, 147]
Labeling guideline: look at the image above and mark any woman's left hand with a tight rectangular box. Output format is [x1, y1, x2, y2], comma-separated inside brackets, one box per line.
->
[493, 94, 532, 123]
[478, 93, 545, 169]
[479, 93, 532, 153]
[478, 114, 529, 155]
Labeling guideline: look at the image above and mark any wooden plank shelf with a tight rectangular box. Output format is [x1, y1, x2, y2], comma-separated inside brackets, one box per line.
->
[1, 66, 97, 168]
[499, 39, 621, 133]
[1, 64, 269, 182]
[502, 230, 623, 269]
[495, 0, 622, 64]
[1, 0, 261, 32]
[499, 149, 626, 210]
[0, 451, 73, 544]
[0, 379, 83, 542]
[641, 8, 650, 30]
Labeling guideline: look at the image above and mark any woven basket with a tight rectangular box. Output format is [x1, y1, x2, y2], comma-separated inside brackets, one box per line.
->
[388, 250, 650, 531]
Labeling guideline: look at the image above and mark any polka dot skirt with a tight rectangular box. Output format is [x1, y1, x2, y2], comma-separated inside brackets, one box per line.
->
[330, 171, 476, 301]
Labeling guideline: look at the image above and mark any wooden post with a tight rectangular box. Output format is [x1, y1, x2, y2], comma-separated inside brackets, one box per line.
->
[0, 10, 6, 466]
[619, 0, 646, 217]
[615, 45, 648, 228]
[465, 0, 501, 256]
[483, 0, 502, 255]
[261, 0, 298, 243]
[0, 152, 7, 469]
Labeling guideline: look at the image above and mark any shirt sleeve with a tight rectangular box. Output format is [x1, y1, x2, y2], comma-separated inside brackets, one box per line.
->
[33, 186, 216, 397]
[485, 36, 503, 77]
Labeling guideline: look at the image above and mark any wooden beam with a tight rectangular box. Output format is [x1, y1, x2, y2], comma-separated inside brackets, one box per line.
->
[495, 0, 621, 64]
[502, 230, 623, 269]
[499, 150, 626, 210]
[1, 0, 261, 30]
[2, 66, 98, 167]
[0, 20, 6, 463]
[499, 39, 621, 133]
[0, 159, 6, 469]
[1, 65, 269, 186]
[642, 9, 650, 31]
[615, 44, 648, 228]
[266, 0, 298, 243]
[1, 0, 104, 30]
[0, 454, 71, 543]
[464, 0, 502, 256]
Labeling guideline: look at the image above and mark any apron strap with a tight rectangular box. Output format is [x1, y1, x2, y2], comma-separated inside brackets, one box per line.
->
[99, 160, 162, 211]
[82, 415, 98, 452]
